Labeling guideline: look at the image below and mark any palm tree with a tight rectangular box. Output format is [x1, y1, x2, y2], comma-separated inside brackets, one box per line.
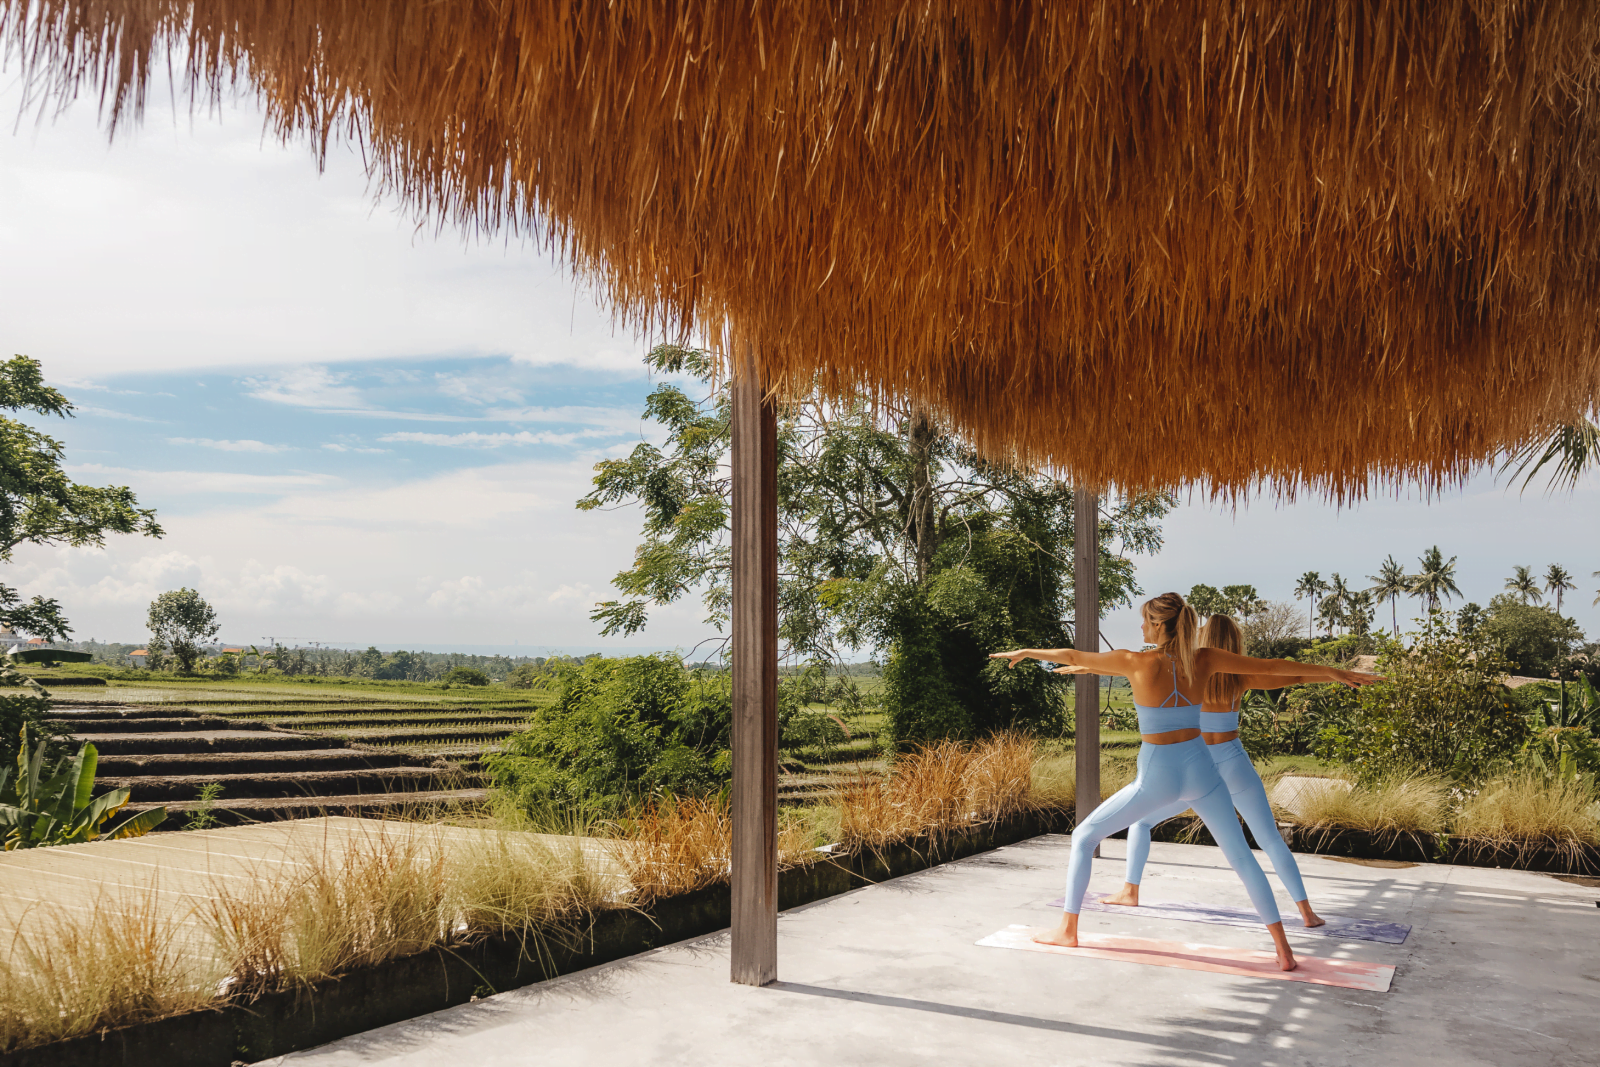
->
[1592, 569, 1600, 609]
[1544, 564, 1576, 615]
[1368, 555, 1410, 637]
[1411, 546, 1462, 613]
[1505, 565, 1543, 605]
[1320, 573, 1351, 636]
[1343, 590, 1376, 635]
[1293, 571, 1326, 640]
[1500, 418, 1600, 492]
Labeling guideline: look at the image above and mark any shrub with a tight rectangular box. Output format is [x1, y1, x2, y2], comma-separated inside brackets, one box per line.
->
[0, 664, 68, 765]
[1481, 593, 1584, 677]
[487, 655, 731, 811]
[441, 667, 490, 687]
[505, 663, 544, 689]
[1316, 613, 1527, 783]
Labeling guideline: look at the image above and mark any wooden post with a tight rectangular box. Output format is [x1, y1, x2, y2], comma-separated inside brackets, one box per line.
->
[730, 345, 779, 986]
[1074, 487, 1101, 832]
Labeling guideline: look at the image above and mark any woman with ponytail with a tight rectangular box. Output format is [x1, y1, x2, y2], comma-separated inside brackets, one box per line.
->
[1060, 613, 1351, 929]
[991, 592, 1377, 970]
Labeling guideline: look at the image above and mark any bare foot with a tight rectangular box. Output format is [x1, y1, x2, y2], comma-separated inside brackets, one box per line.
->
[1296, 900, 1326, 928]
[1267, 922, 1297, 971]
[1032, 913, 1080, 948]
[1101, 883, 1140, 907]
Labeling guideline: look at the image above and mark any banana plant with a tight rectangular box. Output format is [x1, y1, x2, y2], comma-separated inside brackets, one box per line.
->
[0, 725, 167, 849]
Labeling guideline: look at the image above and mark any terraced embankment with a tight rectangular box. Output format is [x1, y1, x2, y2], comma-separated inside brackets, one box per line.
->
[44, 687, 498, 828]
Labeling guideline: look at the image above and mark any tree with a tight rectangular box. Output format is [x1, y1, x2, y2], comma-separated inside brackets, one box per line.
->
[1220, 584, 1265, 620]
[442, 666, 490, 687]
[1187, 584, 1226, 618]
[0, 356, 162, 640]
[1341, 590, 1376, 636]
[1410, 546, 1461, 612]
[1293, 572, 1327, 640]
[1482, 593, 1584, 677]
[1499, 417, 1600, 493]
[581, 344, 1173, 742]
[1544, 564, 1576, 615]
[487, 655, 734, 810]
[146, 589, 219, 673]
[1318, 573, 1351, 636]
[1594, 569, 1600, 608]
[1504, 565, 1543, 605]
[1240, 601, 1311, 659]
[1367, 555, 1410, 637]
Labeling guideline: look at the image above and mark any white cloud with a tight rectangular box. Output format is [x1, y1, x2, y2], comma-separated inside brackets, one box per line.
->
[76, 405, 164, 423]
[68, 464, 338, 495]
[243, 366, 369, 410]
[1, 455, 707, 648]
[0, 83, 641, 380]
[321, 442, 388, 454]
[169, 437, 292, 453]
[378, 430, 579, 448]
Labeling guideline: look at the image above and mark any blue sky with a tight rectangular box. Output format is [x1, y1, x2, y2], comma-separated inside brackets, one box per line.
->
[2, 76, 1596, 654]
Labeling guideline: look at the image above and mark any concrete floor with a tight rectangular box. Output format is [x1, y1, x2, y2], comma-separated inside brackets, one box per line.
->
[259, 835, 1600, 1067]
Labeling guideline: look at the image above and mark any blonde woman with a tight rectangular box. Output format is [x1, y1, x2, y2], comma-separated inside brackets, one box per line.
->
[1060, 614, 1347, 930]
[991, 592, 1377, 970]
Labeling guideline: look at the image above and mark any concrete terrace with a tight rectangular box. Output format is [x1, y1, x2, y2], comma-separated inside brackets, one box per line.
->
[262, 835, 1598, 1067]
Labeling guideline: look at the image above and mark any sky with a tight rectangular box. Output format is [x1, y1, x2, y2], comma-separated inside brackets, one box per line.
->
[1, 77, 1597, 655]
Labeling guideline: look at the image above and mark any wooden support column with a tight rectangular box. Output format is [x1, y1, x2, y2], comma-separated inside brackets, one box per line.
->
[1073, 487, 1101, 830]
[730, 345, 779, 987]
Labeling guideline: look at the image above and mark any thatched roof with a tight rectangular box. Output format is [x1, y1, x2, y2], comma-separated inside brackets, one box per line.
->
[8, 2, 1600, 496]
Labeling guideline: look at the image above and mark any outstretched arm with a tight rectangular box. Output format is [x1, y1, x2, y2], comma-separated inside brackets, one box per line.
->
[1202, 647, 1379, 688]
[1049, 664, 1118, 677]
[989, 647, 1144, 678]
[1241, 672, 1352, 690]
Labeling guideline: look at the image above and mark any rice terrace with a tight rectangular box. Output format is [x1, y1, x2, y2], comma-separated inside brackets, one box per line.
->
[3, 4, 1600, 1067]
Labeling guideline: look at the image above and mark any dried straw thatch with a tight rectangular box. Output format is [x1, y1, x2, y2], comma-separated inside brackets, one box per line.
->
[7, 2, 1600, 495]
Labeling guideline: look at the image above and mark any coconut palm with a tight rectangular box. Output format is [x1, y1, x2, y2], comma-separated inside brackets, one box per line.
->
[1505, 565, 1543, 605]
[1343, 590, 1376, 636]
[1293, 571, 1326, 640]
[1368, 555, 1410, 637]
[1410, 546, 1461, 613]
[1593, 570, 1600, 608]
[1500, 418, 1600, 492]
[1319, 573, 1351, 636]
[1544, 564, 1576, 615]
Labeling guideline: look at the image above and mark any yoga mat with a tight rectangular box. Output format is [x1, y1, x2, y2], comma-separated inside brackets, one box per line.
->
[1044, 896, 1411, 944]
[976, 926, 1394, 992]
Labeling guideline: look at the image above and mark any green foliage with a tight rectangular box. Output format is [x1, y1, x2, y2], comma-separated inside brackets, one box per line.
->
[487, 655, 733, 811]
[505, 663, 545, 689]
[0, 725, 167, 848]
[1480, 593, 1584, 677]
[0, 356, 163, 640]
[1315, 613, 1527, 783]
[441, 667, 491, 687]
[1187, 583, 1264, 619]
[0, 662, 68, 766]
[185, 782, 225, 831]
[146, 588, 219, 674]
[580, 344, 1172, 743]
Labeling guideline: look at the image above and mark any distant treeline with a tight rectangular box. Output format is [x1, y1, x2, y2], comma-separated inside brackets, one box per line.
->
[64, 639, 884, 684]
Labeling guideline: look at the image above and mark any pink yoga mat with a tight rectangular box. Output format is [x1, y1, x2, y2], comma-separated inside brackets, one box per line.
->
[976, 925, 1394, 992]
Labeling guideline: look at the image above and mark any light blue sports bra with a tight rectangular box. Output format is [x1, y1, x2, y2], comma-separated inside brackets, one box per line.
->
[1199, 696, 1240, 734]
[1134, 656, 1201, 734]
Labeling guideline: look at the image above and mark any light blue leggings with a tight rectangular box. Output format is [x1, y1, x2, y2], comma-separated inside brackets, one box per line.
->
[1064, 737, 1281, 924]
[1121, 738, 1307, 901]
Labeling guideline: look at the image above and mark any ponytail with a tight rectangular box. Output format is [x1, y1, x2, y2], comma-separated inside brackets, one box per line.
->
[1200, 614, 1249, 705]
[1143, 592, 1199, 686]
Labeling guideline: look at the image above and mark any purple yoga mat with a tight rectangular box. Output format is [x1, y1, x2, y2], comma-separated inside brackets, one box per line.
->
[1045, 896, 1411, 944]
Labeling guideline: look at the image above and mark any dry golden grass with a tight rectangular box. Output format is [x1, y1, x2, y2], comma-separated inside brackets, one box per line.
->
[0, 893, 219, 1051]
[1028, 748, 1139, 812]
[835, 734, 1035, 850]
[1452, 774, 1600, 861]
[1288, 774, 1449, 838]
